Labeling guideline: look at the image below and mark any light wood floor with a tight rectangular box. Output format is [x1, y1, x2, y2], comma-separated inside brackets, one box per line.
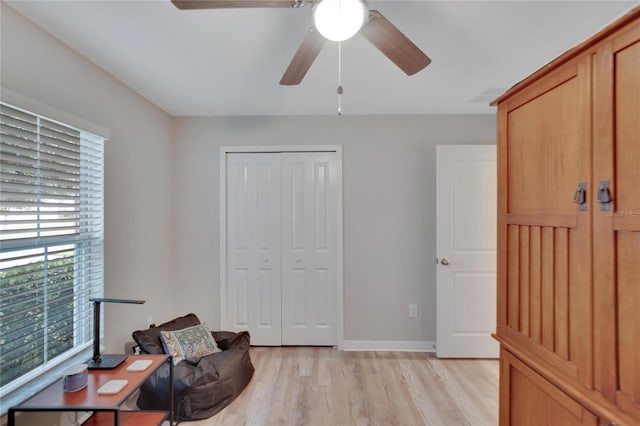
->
[184, 347, 498, 426]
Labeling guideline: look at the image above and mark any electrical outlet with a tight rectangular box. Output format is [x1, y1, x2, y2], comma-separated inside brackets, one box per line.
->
[409, 304, 418, 318]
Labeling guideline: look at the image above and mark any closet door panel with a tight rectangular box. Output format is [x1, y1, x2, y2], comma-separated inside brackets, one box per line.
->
[226, 154, 282, 345]
[281, 152, 338, 346]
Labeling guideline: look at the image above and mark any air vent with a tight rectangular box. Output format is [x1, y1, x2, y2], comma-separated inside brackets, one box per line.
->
[469, 87, 509, 103]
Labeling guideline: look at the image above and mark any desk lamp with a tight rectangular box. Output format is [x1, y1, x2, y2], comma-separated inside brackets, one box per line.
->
[87, 298, 145, 369]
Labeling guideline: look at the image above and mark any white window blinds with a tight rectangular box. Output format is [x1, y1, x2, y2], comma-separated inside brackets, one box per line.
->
[0, 102, 104, 394]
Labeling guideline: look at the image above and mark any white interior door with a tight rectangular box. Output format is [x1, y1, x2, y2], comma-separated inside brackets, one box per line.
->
[224, 150, 338, 346]
[226, 153, 282, 345]
[436, 145, 499, 358]
[281, 153, 338, 345]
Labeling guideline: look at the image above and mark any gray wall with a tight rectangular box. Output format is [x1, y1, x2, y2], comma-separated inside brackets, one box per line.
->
[173, 115, 495, 342]
[1, 4, 175, 353]
[2, 1, 496, 352]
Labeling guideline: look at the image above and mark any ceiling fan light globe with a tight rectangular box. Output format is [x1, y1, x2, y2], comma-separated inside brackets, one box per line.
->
[313, 0, 367, 42]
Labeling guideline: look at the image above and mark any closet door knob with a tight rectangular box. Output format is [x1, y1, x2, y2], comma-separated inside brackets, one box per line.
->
[295, 258, 302, 263]
[263, 258, 269, 263]
[440, 258, 450, 266]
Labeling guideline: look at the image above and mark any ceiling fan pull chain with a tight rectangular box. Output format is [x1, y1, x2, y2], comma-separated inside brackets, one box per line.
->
[337, 41, 343, 116]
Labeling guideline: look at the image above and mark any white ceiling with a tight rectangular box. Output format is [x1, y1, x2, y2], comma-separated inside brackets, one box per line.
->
[6, 0, 639, 116]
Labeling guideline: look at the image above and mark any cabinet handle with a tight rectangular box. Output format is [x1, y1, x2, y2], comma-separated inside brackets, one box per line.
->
[573, 182, 587, 211]
[597, 179, 612, 212]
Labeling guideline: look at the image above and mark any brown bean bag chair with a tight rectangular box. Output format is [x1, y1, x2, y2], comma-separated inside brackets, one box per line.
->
[132, 313, 254, 421]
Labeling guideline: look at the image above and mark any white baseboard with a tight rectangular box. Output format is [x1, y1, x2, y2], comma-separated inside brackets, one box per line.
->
[342, 340, 436, 352]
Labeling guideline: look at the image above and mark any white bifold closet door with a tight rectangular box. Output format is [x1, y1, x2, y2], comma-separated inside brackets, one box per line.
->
[226, 152, 338, 346]
[227, 153, 282, 345]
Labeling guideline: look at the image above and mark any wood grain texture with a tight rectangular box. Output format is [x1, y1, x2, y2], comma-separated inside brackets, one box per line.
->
[280, 27, 326, 86]
[185, 347, 498, 426]
[497, 107, 509, 330]
[507, 225, 520, 331]
[568, 56, 593, 388]
[171, 0, 298, 10]
[501, 326, 578, 380]
[519, 226, 530, 337]
[613, 26, 640, 419]
[616, 234, 640, 415]
[18, 355, 167, 409]
[554, 227, 569, 361]
[615, 35, 640, 213]
[498, 348, 511, 425]
[500, 56, 593, 384]
[360, 10, 431, 76]
[86, 411, 167, 426]
[496, 9, 640, 425]
[592, 39, 617, 403]
[505, 213, 576, 228]
[506, 66, 583, 215]
[503, 350, 597, 426]
[497, 335, 639, 426]
[540, 226, 555, 352]
[614, 216, 640, 231]
[529, 226, 542, 344]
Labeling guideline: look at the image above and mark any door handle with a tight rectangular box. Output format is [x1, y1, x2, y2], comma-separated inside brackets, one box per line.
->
[573, 182, 587, 211]
[596, 179, 612, 212]
[440, 258, 450, 266]
[295, 258, 302, 263]
[263, 258, 269, 263]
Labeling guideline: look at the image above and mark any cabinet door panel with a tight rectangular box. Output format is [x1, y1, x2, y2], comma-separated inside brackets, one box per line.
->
[500, 350, 597, 426]
[616, 233, 640, 419]
[507, 76, 585, 214]
[499, 57, 592, 387]
[614, 32, 640, 420]
[593, 20, 640, 418]
[615, 36, 640, 213]
[497, 10, 640, 426]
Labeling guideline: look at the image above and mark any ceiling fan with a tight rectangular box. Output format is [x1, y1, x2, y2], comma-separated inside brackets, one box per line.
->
[171, 0, 432, 85]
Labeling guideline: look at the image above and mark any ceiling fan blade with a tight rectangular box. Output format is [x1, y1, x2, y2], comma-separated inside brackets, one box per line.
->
[171, 0, 300, 10]
[360, 10, 431, 76]
[280, 27, 326, 86]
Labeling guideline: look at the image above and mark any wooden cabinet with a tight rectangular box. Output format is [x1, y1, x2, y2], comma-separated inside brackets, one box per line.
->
[593, 16, 640, 421]
[500, 349, 598, 426]
[494, 7, 640, 426]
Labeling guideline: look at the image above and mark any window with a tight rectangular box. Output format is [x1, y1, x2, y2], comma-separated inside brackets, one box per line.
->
[0, 102, 104, 395]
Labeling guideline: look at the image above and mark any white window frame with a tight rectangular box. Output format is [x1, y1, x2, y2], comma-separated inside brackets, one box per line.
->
[0, 91, 109, 413]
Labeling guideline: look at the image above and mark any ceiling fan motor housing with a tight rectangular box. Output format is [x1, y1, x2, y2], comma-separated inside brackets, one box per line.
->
[313, 0, 369, 42]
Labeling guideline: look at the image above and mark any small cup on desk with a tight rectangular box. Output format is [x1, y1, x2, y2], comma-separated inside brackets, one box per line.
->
[62, 364, 88, 393]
